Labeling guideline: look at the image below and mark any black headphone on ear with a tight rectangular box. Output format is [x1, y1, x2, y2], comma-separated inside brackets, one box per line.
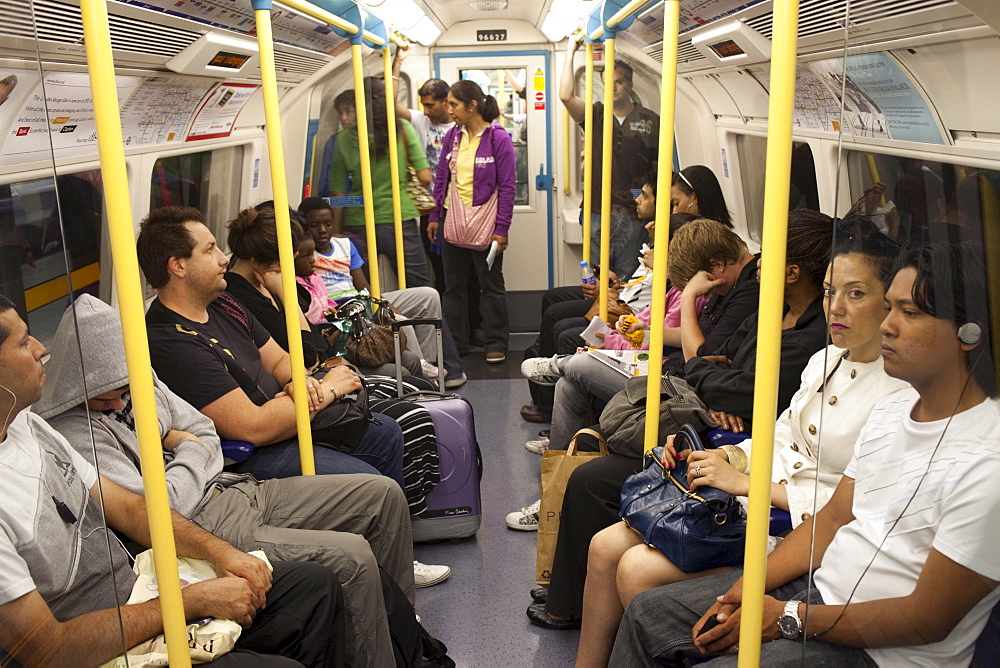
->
[958, 322, 983, 345]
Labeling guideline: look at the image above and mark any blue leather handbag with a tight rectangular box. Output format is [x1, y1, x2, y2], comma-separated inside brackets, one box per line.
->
[618, 424, 747, 573]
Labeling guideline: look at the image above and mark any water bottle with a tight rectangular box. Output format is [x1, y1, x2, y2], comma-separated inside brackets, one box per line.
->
[580, 261, 597, 286]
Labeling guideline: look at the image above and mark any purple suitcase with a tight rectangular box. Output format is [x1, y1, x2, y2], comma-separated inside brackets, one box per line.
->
[394, 319, 482, 542]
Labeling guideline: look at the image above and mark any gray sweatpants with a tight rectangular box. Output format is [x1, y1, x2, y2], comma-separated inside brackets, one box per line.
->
[194, 473, 414, 667]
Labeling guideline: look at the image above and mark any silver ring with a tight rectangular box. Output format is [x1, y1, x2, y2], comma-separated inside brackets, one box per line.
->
[731, 644, 738, 654]
[694, 465, 703, 476]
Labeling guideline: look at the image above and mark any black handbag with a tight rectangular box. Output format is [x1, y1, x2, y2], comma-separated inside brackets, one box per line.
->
[618, 424, 746, 573]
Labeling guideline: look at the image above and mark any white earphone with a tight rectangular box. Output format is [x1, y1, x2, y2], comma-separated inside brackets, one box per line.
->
[958, 322, 983, 346]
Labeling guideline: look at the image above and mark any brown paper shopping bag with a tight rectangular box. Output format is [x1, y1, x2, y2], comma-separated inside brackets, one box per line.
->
[535, 428, 609, 586]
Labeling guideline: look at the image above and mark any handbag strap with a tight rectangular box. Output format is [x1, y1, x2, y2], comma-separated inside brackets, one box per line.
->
[566, 428, 609, 457]
[184, 325, 272, 405]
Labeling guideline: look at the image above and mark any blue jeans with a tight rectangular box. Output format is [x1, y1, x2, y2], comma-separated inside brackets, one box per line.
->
[610, 570, 877, 667]
[233, 412, 405, 491]
[588, 207, 647, 279]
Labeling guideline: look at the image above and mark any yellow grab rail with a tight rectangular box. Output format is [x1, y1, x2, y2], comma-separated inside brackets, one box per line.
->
[254, 7, 317, 475]
[352, 45, 381, 298]
[737, 0, 800, 664]
[383, 46, 407, 289]
[598, 37, 616, 322]
[79, 0, 191, 663]
[642, 0, 681, 454]
[582, 42, 595, 265]
[274, 0, 384, 45]
[562, 107, 571, 196]
[605, 0, 653, 30]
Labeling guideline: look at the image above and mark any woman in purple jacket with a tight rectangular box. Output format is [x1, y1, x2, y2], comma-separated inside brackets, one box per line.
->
[427, 80, 516, 364]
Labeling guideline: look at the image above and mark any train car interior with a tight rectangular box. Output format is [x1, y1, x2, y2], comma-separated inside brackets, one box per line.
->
[1, 0, 999, 665]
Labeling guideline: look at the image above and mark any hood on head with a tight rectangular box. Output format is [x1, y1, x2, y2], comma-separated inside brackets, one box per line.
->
[33, 294, 129, 419]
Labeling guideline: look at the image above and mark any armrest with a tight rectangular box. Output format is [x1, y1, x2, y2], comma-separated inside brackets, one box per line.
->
[769, 508, 793, 536]
[220, 440, 255, 465]
[706, 428, 750, 448]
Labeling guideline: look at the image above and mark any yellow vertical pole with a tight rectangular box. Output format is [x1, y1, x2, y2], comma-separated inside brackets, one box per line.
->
[383, 46, 406, 289]
[78, 0, 191, 663]
[864, 153, 886, 208]
[562, 106, 571, 196]
[254, 8, 316, 475]
[598, 37, 616, 321]
[980, 174, 1000, 390]
[352, 44, 381, 298]
[738, 0, 799, 665]
[582, 42, 595, 265]
[642, 0, 680, 454]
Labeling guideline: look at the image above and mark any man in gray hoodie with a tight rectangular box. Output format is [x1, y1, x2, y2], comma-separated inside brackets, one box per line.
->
[35, 294, 414, 667]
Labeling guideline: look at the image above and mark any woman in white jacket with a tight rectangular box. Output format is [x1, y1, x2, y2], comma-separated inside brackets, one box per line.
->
[575, 217, 909, 667]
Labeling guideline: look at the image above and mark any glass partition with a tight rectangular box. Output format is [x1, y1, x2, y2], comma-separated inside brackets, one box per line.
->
[0, 10, 128, 665]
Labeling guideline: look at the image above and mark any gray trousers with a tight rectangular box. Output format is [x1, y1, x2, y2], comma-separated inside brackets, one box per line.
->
[610, 569, 876, 667]
[550, 353, 631, 449]
[194, 474, 414, 668]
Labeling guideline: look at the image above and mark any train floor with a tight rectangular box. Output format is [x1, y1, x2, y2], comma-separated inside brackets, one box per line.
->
[413, 333, 580, 666]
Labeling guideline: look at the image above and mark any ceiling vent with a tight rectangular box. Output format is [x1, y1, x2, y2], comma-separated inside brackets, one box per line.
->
[648, 40, 707, 65]
[469, 0, 508, 10]
[743, 0, 956, 40]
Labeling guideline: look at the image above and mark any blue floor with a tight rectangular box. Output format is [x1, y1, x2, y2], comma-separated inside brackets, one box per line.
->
[413, 374, 580, 667]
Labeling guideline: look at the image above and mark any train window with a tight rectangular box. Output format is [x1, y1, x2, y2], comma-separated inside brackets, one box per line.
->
[847, 151, 1000, 244]
[149, 147, 243, 249]
[0, 171, 105, 343]
[736, 136, 819, 241]
[460, 68, 529, 205]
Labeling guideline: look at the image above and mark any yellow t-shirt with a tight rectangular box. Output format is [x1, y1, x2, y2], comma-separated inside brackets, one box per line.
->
[453, 127, 483, 206]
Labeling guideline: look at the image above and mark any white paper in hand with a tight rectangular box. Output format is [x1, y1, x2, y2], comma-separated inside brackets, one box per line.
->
[485, 240, 499, 270]
[581, 316, 613, 348]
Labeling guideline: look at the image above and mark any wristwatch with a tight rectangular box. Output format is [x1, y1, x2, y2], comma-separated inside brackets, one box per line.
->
[778, 600, 802, 639]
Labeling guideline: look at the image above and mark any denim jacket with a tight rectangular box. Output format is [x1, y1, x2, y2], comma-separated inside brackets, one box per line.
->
[429, 122, 516, 237]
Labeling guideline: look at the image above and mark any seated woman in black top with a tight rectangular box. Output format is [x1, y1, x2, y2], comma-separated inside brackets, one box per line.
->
[225, 207, 443, 515]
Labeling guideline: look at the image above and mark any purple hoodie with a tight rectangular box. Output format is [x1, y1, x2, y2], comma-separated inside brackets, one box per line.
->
[429, 122, 516, 237]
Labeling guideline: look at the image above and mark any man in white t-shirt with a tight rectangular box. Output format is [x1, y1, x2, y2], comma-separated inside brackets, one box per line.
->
[0, 294, 346, 666]
[610, 241, 1000, 667]
[392, 43, 455, 292]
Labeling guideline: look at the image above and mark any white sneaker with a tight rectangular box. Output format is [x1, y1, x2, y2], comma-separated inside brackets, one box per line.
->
[420, 359, 440, 380]
[443, 372, 468, 389]
[524, 436, 550, 455]
[520, 355, 566, 386]
[413, 560, 451, 588]
[505, 499, 540, 531]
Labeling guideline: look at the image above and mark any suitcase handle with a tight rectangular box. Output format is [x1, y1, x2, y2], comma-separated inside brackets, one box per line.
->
[393, 318, 447, 396]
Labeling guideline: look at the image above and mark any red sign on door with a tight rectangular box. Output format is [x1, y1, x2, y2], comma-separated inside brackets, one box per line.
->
[534, 90, 545, 110]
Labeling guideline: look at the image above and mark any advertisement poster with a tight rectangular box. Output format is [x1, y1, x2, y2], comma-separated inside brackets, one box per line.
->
[186, 82, 258, 141]
[0, 69, 40, 140]
[1, 72, 141, 164]
[746, 65, 843, 133]
[806, 53, 946, 144]
[678, 0, 766, 34]
[120, 75, 217, 147]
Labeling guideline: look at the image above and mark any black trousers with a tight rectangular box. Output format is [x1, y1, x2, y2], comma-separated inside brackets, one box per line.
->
[539, 288, 590, 357]
[441, 237, 509, 354]
[211, 560, 347, 667]
[544, 453, 643, 619]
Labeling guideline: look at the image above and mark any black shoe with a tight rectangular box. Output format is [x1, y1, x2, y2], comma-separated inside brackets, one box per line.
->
[537, 429, 550, 439]
[530, 587, 548, 603]
[526, 602, 581, 630]
[520, 404, 552, 423]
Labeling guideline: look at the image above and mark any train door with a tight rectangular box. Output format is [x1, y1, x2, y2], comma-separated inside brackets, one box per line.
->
[436, 51, 553, 300]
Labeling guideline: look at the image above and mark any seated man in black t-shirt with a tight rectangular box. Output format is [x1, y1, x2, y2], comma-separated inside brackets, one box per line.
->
[136, 205, 406, 486]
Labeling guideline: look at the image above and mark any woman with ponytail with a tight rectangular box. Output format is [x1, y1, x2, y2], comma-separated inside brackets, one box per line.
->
[427, 80, 516, 364]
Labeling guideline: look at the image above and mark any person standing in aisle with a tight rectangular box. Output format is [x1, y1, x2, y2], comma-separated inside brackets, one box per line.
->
[427, 80, 516, 365]
[559, 38, 660, 279]
[392, 44, 453, 292]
